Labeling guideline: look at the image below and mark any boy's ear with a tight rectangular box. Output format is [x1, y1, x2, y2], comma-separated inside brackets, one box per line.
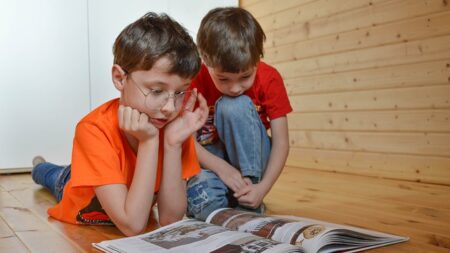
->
[112, 64, 126, 91]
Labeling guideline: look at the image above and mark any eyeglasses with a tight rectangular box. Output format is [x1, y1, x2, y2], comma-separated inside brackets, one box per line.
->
[126, 74, 192, 110]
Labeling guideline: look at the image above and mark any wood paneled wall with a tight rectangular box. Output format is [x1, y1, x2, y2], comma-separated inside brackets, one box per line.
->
[240, 0, 450, 185]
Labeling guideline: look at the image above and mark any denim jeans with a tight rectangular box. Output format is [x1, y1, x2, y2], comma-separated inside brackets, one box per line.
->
[187, 95, 271, 220]
[31, 162, 71, 202]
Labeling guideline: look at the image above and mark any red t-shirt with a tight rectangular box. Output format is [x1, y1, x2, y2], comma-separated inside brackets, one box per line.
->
[191, 62, 292, 145]
[48, 99, 200, 225]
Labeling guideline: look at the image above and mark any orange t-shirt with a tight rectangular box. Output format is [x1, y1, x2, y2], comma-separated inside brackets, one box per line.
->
[48, 98, 200, 225]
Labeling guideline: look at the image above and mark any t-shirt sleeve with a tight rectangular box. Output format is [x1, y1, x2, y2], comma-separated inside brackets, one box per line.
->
[261, 68, 293, 120]
[181, 136, 201, 180]
[70, 122, 125, 187]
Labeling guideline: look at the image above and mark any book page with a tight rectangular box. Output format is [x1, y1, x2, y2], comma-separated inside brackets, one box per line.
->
[93, 219, 305, 253]
[206, 208, 408, 253]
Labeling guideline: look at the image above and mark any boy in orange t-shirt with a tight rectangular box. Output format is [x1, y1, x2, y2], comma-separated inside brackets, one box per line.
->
[31, 12, 208, 236]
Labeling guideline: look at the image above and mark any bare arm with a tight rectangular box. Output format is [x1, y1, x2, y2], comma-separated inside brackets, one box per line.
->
[94, 106, 159, 236]
[157, 90, 209, 225]
[195, 141, 248, 192]
[95, 138, 159, 236]
[235, 116, 289, 208]
[259, 116, 289, 195]
[156, 143, 187, 226]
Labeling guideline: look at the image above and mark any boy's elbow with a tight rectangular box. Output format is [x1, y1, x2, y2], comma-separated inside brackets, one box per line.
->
[280, 138, 290, 152]
[120, 223, 146, 237]
[159, 214, 183, 227]
[282, 141, 290, 160]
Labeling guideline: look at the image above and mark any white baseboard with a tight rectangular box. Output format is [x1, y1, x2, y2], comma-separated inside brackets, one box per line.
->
[0, 167, 32, 174]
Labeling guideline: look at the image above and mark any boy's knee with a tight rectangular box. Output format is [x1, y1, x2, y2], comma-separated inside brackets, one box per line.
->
[187, 176, 228, 221]
[187, 193, 228, 221]
[215, 95, 253, 119]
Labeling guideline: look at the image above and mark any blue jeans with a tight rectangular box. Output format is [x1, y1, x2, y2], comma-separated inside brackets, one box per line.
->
[187, 95, 271, 220]
[31, 162, 71, 202]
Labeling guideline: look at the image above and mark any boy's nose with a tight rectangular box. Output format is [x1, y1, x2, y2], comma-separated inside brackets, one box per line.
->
[161, 97, 176, 115]
[229, 86, 242, 96]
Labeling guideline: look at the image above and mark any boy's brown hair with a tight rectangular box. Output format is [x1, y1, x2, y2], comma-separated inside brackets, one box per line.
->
[197, 7, 265, 73]
[113, 12, 200, 78]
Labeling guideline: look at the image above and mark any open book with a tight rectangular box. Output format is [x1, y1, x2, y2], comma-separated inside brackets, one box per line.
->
[93, 208, 408, 253]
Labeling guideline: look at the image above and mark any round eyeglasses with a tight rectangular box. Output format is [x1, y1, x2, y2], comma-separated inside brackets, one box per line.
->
[127, 75, 192, 111]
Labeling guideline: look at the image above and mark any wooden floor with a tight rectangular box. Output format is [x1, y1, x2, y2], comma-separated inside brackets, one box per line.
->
[1, 167, 449, 252]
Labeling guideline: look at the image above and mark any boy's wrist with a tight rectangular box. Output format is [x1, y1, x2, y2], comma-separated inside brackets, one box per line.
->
[257, 179, 272, 196]
[163, 134, 185, 150]
[163, 144, 182, 173]
[164, 142, 182, 152]
[139, 137, 159, 149]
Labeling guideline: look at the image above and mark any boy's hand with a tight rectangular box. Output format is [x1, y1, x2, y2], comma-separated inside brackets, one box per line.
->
[234, 178, 265, 209]
[118, 105, 159, 142]
[164, 89, 208, 147]
[217, 166, 250, 193]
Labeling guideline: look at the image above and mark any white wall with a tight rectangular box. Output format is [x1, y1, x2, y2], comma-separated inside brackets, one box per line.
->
[0, 0, 90, 170]
[0, 0, 237, 171]
[89, 0, 237, 108]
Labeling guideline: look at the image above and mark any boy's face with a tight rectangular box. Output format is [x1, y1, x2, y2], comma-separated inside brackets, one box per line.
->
[113, 57, 192, 128]
[206, 66, 256, 97]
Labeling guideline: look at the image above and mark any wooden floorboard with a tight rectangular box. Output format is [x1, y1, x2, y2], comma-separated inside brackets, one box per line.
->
[264, 167, 450, 252]
[0, 236, 29, 253]
[1, 167, 449, 252]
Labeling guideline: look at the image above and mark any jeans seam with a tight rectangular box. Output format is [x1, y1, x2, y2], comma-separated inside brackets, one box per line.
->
[249, 100, 257, 177]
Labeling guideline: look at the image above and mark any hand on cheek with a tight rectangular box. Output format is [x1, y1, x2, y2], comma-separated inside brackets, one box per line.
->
[118, 105, 159, 142]
[164, 90, 209, 147]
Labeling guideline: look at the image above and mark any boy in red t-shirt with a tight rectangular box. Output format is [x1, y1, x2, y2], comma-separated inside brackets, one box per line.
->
[31, 12, 208, 236]
[187, 7, 293, 220]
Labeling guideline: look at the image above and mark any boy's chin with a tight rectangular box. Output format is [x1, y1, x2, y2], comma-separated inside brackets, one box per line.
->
[224, 91, 244, 97]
